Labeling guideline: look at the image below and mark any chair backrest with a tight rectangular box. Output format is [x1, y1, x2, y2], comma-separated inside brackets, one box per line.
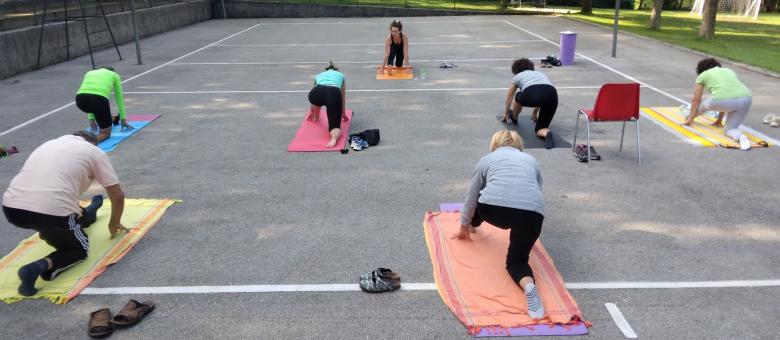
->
[590, 83, 640, 121]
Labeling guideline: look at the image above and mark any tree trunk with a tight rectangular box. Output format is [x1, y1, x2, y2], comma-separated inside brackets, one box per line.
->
[766, 0, 779, 12]
[581, 0, 593, 14]
[649, 0, 663, 30]
[698, 0, 719, 39]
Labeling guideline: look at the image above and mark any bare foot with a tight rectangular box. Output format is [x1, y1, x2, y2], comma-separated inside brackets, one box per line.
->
[326, 137, 338, 148]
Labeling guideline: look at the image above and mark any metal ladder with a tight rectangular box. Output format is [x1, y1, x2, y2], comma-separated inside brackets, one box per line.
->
[35, 0, 123, 70]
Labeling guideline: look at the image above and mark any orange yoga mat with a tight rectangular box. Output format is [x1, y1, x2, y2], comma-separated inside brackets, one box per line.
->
[376, 66, 414, 80]
[423, 211, 589, 336]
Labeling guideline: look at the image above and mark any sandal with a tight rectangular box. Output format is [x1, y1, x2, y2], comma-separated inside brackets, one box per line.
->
[359, 268, 400, 282]
[359, 269, 401, 293]
[111, 299, 156, 327]
[88, 308, 113, 338]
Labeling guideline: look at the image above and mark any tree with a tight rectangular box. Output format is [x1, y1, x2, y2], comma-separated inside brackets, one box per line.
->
[698, 0, 719, 39]
[649, 0, 664, 29]
[765, 0, 779, 12]
[581, 0, 593, 14]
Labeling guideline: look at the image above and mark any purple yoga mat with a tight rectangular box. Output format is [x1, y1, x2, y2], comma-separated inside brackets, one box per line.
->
[474, 322, 589, 337]
[439, 203, 464, 212]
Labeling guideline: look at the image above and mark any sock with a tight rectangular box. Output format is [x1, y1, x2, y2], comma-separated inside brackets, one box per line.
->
[17, 259, 48, 296]
[738, 135, 751, 151]
[82, 195, 104, 228]
[523, 282, 545, 320]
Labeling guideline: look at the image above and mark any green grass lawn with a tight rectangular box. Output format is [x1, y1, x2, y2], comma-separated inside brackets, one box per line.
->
[568, 9, 780, 73]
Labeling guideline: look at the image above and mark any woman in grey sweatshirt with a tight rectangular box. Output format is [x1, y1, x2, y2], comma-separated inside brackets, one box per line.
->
[453, 130, 545, 320]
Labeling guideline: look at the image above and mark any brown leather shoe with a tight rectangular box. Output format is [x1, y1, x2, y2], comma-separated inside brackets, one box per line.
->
[88, 308, 113, 338]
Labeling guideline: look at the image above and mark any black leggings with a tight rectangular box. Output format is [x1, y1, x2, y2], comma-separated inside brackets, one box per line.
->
[308, 85, 344, 131]
[3, 206, 95, 280]
[470, 203, 543, 283]
[387, 44, 404, 67]
[75, 93, 112, 129]
[515, 84, 558, 133]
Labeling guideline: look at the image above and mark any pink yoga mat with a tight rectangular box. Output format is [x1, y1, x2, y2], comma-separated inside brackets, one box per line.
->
[287, 108, 353, 152]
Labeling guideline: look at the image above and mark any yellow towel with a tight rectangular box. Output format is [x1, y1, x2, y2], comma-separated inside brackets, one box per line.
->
[0, 199, 177, 304]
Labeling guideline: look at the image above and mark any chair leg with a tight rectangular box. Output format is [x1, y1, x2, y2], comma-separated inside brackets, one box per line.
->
[636, 120, 641, 166]
[619, 121, 626, 152]
[585, 119, 592, 168]
[573, 111, 581, 152]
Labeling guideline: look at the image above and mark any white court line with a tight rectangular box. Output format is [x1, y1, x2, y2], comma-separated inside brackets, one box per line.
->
[169, 57, 581, 66]
[256, 19, 503, 25]
[605, 303, 638, 338]
[0, 23, 262, 138]
[212, 40, 544, 47]
[123, 86, 604, 95]
[81, 279, 780, 295]
[502, 20, 780, 147]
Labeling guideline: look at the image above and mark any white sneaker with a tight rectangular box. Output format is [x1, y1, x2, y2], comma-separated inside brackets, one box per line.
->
[771, 117, 780, 128]
[762, 114, 775, 124]
[739, 135, 751, 151]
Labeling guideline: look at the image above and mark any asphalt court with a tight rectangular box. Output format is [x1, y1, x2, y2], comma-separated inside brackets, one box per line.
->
[0, 16, 778, 339]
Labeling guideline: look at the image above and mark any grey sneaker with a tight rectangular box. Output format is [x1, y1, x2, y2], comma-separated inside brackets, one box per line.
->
[359, 274, 401, 293]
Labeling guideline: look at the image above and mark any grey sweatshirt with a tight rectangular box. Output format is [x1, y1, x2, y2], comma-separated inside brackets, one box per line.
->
[460, 147, 544, 226]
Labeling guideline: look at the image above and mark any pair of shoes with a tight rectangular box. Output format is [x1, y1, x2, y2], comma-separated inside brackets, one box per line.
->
[439, 62, 457, 68]
[88, 300, 156, 338]
[359, 268, 401, 293]
[350, 136, 369, 151]
[763, 114, 780, 127]
[573, 144, 601, 162]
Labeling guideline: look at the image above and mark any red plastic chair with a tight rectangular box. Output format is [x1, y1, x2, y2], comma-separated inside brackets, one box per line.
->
[573, 83, 641, 166]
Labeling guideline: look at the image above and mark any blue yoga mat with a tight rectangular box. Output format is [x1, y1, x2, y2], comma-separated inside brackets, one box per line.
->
[90, 115, 159, 152]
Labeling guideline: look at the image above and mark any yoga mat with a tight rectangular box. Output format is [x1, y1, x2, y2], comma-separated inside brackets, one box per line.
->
[93, 114, 160, 152]
[287, 108, 353, 152]
[376, 66, 414, 80]
[641, 107, 774, 148]
[0, 198, 178, 304]
[423, 211, 589, 336]
[496, 116, 571, 149]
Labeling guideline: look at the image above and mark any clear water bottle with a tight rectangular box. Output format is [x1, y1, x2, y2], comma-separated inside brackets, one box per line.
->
[420, 68, 427, 80]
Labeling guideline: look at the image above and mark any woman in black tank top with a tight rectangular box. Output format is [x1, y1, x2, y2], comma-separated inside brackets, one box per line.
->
[381, 20, 410, 68]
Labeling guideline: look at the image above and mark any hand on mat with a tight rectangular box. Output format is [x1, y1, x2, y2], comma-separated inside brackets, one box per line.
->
[452, 224, 477, 241]
[531, 108, 539, 123]
[681, 117, 693, 126]
[109, 223, 130, 239]
[342, 110, 349, 121]
[89, 120, 99, 132]
[711, 120, 723, 127]
[120, 120, 135, 131]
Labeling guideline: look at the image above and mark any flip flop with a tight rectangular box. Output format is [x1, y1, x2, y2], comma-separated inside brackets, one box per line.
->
[88, 308, 113, 338]
[111, 300, 156, 327]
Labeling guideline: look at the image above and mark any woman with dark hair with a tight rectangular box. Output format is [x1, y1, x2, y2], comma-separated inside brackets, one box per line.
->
[683, 57, 753, 150]
[380, 20, 410, 69]
[503, 58, 559, 149]
[308, 61, 349, 148]
[453, 130, 546, 320]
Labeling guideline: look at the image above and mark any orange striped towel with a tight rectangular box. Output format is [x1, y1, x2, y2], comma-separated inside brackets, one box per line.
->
[423, 211, 589, 335]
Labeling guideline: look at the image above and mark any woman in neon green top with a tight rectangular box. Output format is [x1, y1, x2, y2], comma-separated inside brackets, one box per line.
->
[75, 66, 133, 143]
[683, 58, 753, 150]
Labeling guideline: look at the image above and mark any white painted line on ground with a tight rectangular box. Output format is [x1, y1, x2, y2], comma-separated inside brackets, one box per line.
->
[256, 19, 503, 25]
[81, 279, 780, 295]
[502, 20, 780, 147]
[212, 40, 544, 47]
[605, 303, 638, 338]
[123, 86, 603, 95]
[0, 23, 262, 138]
[169, 57, 583, 66]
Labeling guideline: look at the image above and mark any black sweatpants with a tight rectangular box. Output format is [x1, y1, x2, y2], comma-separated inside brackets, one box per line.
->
[515, 84, 558, 133]
[470, 202, 544, 283]
[3, 206, 95, 280]
[75, 93, 112, 129]
[387, 44, 404, 67]
[308, 85, 344, 131]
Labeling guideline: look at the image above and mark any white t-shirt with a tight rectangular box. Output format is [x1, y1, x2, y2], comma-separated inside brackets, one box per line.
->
[511, 70, 552, 91]
[3, 135, 119, 216]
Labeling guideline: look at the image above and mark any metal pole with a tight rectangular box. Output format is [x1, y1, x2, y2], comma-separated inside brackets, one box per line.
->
[611, 0, 619, 58]
[128, 0, 143, 64]
[220, 0, 227, 18]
